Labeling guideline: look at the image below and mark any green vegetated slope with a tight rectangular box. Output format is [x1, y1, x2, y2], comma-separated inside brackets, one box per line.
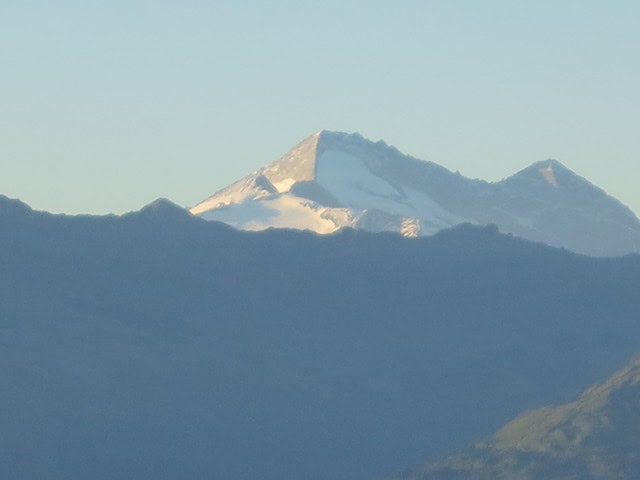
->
[398, 357, 640, 480]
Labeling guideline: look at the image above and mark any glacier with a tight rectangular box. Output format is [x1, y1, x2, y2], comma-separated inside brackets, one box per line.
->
[191, 131, 640, 256]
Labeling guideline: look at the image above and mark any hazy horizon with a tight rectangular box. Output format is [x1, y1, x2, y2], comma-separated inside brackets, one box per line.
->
[2, 1, 639, 215]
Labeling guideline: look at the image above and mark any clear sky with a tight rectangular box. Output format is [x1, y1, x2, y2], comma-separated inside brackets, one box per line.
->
[2, 1, 639, 216]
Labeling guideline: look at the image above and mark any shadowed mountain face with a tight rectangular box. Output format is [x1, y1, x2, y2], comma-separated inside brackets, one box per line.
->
[1, 194, 640, 480]
[398, 358, 640, 480]
[191, 131, 640, 257]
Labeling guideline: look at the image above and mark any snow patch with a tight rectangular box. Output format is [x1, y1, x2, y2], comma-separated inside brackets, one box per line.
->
[400, 218, 421, 237]
[316, 150, 408, 211]
[539, 165, 559, 188]
[199, 194, 353, 234]
[272, 178, 297, 193]
[316, 149, 466, 230]
[190, 175, 276, 215]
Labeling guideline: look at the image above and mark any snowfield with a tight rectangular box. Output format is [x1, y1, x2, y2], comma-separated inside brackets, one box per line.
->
[190, 131, 640, 256]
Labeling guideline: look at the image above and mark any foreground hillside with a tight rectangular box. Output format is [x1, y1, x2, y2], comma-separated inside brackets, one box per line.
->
[397, 357, 640, 480]
[1, 194, 640, 480]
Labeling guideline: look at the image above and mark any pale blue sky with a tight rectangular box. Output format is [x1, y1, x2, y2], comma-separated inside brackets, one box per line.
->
[2, 1, 639, 215]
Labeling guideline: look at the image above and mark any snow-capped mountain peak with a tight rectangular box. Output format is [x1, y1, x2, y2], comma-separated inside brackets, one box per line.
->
[538, 162, 559, 188]
[191, 131, 468, 237]
[506, 159, 582, 189]
[191, 132, 640, 256]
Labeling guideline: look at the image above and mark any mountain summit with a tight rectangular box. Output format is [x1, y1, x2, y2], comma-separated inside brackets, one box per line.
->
[192, 131, 640, 256]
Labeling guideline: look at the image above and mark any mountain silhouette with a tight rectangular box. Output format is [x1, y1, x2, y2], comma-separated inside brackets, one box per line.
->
[1, 194, 640, 479]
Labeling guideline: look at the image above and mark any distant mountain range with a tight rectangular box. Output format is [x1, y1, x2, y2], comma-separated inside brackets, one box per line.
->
[192, 131, 640, 257]
[2, 194, 640, 480]
[396, 356, 640, 480]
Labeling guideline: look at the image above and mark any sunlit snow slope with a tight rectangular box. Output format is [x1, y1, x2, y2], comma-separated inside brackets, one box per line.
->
[191, 131, 640, 256]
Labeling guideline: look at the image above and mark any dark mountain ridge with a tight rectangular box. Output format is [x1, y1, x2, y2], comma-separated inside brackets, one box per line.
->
[1, 194, 640, 480]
